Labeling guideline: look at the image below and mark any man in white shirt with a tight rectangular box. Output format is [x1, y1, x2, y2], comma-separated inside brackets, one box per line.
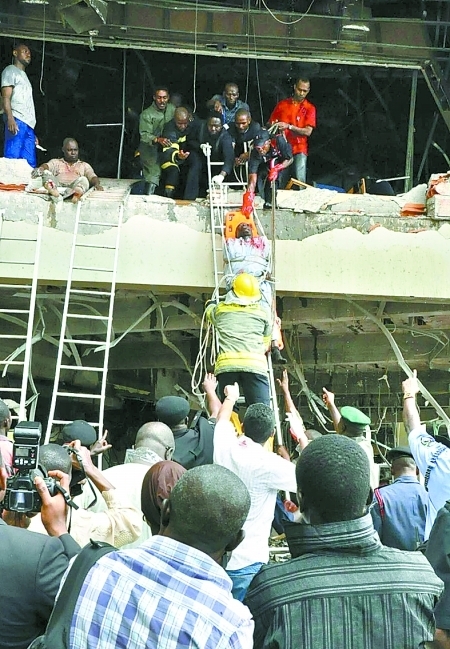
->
[402, 369, 450, 540]
[213, 382, 296, 600]
[1, 43, 37, 167]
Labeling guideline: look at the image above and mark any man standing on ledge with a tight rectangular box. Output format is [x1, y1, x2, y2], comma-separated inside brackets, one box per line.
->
[1, 43, 37, 168]
[139, 86, 176, 195]
[268, 77, 316, 186]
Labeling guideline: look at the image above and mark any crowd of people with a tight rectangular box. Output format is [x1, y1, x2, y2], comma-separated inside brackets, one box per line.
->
[137, 79, 315, 205]
[4, 40, 450, 649]
[2, 42, 317, 206]
[1, 370, 450, 648]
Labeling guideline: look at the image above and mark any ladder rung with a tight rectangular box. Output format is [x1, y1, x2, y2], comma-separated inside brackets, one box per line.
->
[0, 334, 27, 339]
[60, 365, 103, 372]
[78, 220, 118, 226]
[72, 266, 112, 273]
[63, 339, 105, 345]
[69, 289, 112, 296]
[1, 261, 35, 265]
[0, 237, 37, 243]
[56, 391, 102, 399]
[0, 283, 32, 289]
[66, 314, 109, 320]
[52, 419, 99, 426]
[0, 360, 24, 365]
[76, 243, 116, 250]
[0, 309, 29, 314]
[0, 387, 21, 392]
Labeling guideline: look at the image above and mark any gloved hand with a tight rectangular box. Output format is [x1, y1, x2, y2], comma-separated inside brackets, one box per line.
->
[268, 163, 284, 183]
[212, 174, 224, 185]
[241, 189, 255, 216]
[200, 143, 211, 156]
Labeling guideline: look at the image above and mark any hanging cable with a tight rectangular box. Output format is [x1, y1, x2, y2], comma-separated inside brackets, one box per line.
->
[261, 0, 316, 25]
[245, 0, 251, 104]
[192, 0, 199, 114]
[252, 16, 264, 125]
[39, 3, 46, 95]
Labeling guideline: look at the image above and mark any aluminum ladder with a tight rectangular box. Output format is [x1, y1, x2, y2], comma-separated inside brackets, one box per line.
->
[0, 210, 44, 422]
[204, 155, 284, 449]
[45, 202, 124, 446]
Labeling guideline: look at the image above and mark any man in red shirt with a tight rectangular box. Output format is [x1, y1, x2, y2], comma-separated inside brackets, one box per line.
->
[268, 77, 316, 186]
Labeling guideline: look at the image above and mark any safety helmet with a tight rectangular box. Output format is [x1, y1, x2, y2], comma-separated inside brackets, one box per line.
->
[232, 273, 261, 302]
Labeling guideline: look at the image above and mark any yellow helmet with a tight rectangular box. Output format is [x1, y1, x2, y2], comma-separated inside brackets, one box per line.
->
[232, 273, 261, 302]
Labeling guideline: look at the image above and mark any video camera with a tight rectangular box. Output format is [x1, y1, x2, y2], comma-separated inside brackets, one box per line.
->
[2, 421, 58, 513]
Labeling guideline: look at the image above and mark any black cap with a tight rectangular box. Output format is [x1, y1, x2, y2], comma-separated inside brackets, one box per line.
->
[61, 420, 97, 447]
[253, 130, 271, 147]
[155, 396, 190, 428]
[386, 445, 414, 463]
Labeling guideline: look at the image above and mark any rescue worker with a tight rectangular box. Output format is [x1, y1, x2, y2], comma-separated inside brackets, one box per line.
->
[159, 107, 201, 200]
[241, 129, 293, 213]
[205, 273, 271, 407]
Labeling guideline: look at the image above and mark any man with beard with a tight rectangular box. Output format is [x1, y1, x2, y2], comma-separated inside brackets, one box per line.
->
[198, 112, 235, 193]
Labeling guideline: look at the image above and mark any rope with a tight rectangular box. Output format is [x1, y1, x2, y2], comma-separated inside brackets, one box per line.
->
[192, 0, 199, 114]
[39, 3, 46, 96]
[261, 0, 316, 25]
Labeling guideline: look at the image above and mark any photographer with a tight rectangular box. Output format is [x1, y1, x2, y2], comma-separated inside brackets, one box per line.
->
[0, 448, 80, 649]
[28, 441, 141, 548]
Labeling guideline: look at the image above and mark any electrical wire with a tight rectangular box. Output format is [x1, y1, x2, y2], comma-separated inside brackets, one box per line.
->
[252, 16, 264, 125]
[261, 0, 316, 25]
[39, 3, 46, 96]
[192, 0, 199, 114]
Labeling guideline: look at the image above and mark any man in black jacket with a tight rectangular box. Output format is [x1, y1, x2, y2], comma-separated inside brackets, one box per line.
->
[0, 449, 80, 649]
[160, 107, 201, 200]
[198, 112, 235, 194]
[242, 128, 293, 211]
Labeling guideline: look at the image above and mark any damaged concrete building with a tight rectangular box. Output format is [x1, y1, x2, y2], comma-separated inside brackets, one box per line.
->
[2, 0, 450, 452]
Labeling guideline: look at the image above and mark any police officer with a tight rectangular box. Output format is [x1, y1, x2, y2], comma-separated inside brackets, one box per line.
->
[370, 446, 427, 550]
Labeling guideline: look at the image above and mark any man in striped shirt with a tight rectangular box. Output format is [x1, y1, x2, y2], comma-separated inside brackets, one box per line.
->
[68, 464, 254, 649]
[246, 434, 442, 649]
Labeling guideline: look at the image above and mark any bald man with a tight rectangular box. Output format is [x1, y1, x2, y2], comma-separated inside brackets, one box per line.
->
[69, 465, 254, 649]
[75, 421, 175, 548]
[160, 106, 201, 199]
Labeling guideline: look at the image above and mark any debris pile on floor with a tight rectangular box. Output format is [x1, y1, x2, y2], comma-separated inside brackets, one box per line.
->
[0, 157, 33, 188]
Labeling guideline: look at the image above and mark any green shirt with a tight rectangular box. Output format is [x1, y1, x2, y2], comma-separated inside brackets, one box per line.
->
[139, 102, 176, 145]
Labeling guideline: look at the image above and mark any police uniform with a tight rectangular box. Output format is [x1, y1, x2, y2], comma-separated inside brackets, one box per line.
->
[339, 406, 379, 490]
[370, 446, 427, 550]
[408, 425, 450, 539]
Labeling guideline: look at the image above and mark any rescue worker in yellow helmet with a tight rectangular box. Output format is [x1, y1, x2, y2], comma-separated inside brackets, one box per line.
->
[205, 272, 272, 407]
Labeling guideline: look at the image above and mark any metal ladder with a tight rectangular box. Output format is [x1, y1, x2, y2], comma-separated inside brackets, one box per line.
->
[44, 202, 124, 445]
[0, 210, 44, 423]
[204, 153, 284, 446]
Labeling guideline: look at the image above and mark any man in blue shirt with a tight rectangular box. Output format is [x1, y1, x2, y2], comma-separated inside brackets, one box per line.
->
[370, 445, 427, 550]
[207, 83, 250, 126]
[69, 464, 254, 649]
